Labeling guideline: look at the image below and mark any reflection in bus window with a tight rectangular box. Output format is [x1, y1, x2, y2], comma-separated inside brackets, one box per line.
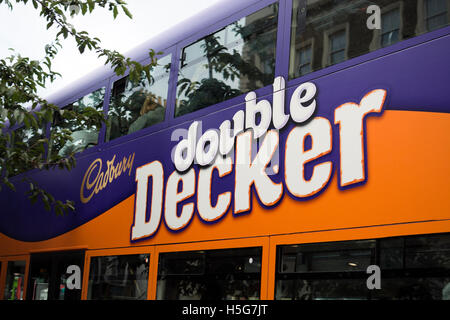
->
[425, 0, 449, 31]
[175, 3, 278, 117]
[4, 260, 26, 300]
[289, 0, 449, 80]
[157, 247, 262, 300]
[381, 8, 401, 47]
[275, 234, 450, 300]
[50, 87, 105, 157]
[87, 254, 149, 300]
[106, 55, 171, 142]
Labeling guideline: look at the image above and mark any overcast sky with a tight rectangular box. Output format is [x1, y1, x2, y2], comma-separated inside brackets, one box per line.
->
[0, 0, 223, 97]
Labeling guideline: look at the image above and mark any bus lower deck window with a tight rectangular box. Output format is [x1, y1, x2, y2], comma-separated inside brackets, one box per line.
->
[87, 254, 150, 300]
[275, 234, 450, 300]
[157, 247, 262, 300]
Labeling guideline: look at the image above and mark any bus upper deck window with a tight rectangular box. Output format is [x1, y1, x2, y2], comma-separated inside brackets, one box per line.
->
[50, 87, 105, 158]
[175, 2, 279, 117]
[105, 54, 171, 142]
[289, 0, 449, 80]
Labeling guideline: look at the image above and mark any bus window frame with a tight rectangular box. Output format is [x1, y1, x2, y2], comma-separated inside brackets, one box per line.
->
[100, 48, 177, 150]
[0, 254, 30, 300]
[81, 246, 155, 300]
[151, 237, 270, 300]
[168, 0, 286, 124]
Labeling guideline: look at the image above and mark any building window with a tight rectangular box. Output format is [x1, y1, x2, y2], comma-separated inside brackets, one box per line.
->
[296, 43, 313, 77]
[381, 8, 401, 47]
[106, 54, 171, 142]
[175, 3, 278, 117]
[157, 247, 262, 300]
[328, 29, 347, 65]
[425, 0, 448, 31]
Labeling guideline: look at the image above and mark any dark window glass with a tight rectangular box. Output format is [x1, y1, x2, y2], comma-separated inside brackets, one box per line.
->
[3, 260, 26, 300]
[404, 234, 450, 269]
[289, 0, 450, 79]
[276, 278, 369, 300]
[276, 233, 450, 300]
[106, 55, 171, 142]
[157, 247, 262, 300]
[379, 237, 404, 269]
[27, 250, 85, 300]
[29, 257, 50, 300]
[175, 3, 278, 117]
[373, 277, 450, 300]
[50, 87, 105, 157]
[87, 254, 149, 300]
[278, 240, 375, 274]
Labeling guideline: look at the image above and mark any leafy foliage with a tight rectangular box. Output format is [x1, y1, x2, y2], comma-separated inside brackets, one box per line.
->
[0, 0, 160, 215]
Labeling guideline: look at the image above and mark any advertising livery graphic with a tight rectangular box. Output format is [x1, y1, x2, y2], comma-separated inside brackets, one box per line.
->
[0, 36, 449, 243]
[131, 78, 386, 241]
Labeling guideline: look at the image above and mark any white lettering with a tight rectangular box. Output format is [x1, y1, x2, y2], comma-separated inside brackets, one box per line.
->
[195, 129, 219, 166]
[234, 130, 282, 214]
[164, 168, 196, 231]
[219, 110, 244, 156]
[174, 121, 199, 172]
[285, 117, 332, 197]
[131, 161, 164, 241]
[273, 76, 289, 130]
[197, 156, 232, 222]
[245, 92, 272, 140]
[290, 82, 317, 124]
[334, 89, 386, 187]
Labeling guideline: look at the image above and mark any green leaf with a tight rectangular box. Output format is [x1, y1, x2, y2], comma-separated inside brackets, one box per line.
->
[113, 5, 118, 19]
[78, 43, 86, 54]
[87, 0, 95, 12]
[121, 5, 132, 19]
[43, 199, 51, 212]
[55, 205, 63, 216]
